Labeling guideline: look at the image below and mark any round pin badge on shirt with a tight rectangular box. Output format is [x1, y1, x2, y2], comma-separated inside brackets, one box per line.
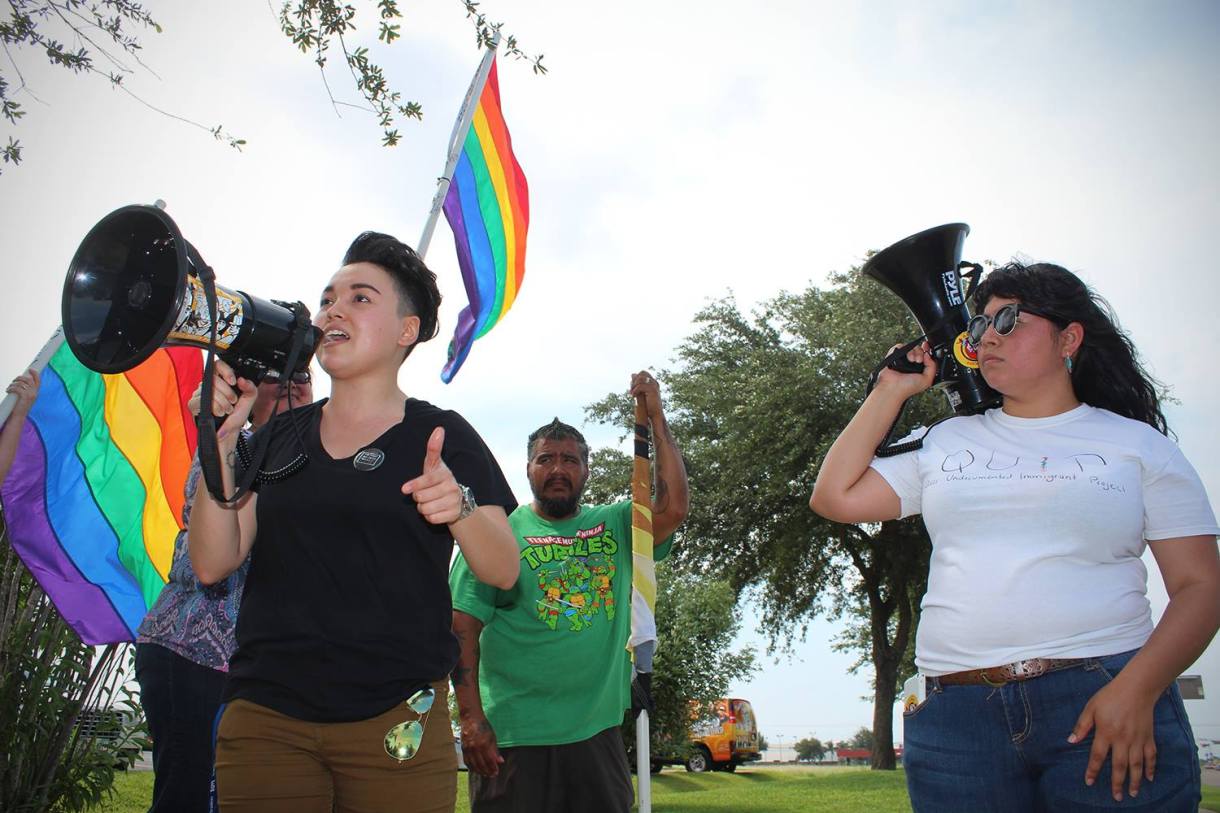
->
[353, 448, 385, 472]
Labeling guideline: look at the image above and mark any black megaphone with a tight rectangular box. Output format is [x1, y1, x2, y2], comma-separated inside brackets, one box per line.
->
[62, 204, 320, 382]
[862, 223, 1000, 416]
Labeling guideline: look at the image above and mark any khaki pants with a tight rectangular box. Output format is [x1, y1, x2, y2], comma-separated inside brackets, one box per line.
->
[216, 681, 456, 813]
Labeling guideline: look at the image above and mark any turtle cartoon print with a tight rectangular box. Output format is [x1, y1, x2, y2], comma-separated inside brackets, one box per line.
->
[523, 521, 620, 632]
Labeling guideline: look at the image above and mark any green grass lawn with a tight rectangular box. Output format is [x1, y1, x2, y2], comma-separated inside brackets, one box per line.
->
[1202, 783, 1220, 812]
[97, 765, 1220, 812]
[99, 765, 908, 812]
[637, 766, 911, 812]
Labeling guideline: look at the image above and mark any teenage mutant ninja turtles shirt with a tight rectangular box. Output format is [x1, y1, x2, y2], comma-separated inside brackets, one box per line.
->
[869, 404, 1219, 676]
[450, 501, 672, 747]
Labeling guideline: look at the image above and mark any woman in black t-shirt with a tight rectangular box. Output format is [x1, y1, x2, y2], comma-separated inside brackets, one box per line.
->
[189, 232, 520, 813]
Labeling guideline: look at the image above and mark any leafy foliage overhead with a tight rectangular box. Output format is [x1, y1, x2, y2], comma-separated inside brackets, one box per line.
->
[278, 0, 545, 147]
[0, 0, 545, 173]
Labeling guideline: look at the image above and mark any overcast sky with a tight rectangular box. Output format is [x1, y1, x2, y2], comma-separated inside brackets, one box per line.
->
[2, 0, 1218, 748]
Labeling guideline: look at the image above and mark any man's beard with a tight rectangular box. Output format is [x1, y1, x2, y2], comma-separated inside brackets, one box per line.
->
[537, 493, 581, 519]
[534, 479, 585, 519]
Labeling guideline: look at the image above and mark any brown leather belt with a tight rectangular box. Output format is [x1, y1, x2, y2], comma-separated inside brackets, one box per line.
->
[936, 657, 1086, 687]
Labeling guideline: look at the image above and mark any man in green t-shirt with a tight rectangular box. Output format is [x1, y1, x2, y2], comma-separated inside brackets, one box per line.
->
[449, 371, 689, 813]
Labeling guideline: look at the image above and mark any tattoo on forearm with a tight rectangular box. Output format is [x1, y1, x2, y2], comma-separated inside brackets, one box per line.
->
[654, 477, 670, 511]
[453, 665, 471, 686]
[225, 450, 237, 472]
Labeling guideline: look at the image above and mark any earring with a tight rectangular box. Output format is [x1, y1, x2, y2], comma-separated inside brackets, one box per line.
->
[1065, 356, 1074, 374]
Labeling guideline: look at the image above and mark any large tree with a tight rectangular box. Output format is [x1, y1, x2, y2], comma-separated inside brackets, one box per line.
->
[586, 266, 948, 769]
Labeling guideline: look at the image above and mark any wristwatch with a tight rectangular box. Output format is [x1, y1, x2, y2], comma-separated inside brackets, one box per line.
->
[457, 483, 478, 521]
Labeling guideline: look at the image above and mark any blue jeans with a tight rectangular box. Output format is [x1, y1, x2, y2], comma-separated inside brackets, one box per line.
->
[903, 650, 1199, 812]
[136, 643, 228, 813]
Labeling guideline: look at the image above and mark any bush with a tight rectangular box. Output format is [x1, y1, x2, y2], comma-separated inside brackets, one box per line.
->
[0, 520, 148, 812]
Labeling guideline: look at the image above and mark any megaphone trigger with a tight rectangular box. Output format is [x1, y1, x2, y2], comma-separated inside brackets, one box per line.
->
[883, 340, 927, 375]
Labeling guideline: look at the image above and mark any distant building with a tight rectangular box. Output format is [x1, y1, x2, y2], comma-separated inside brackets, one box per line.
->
[835, 746, 903, 765]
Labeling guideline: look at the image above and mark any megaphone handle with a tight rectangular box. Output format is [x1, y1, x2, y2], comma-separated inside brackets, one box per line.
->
[959, 261, 984, 302]
[888, 356, 925, 375]
[882, 340, 926, 375]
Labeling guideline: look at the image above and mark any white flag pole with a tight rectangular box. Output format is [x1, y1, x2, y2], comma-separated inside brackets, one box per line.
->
[0, 327, 65, 427]
[416, 32, 501, 259]
[637, 710, 652, 812]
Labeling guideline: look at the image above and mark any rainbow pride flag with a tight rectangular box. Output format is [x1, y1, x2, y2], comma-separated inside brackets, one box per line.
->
[440, 57, 529, 383]
[0, 341, 201, 645]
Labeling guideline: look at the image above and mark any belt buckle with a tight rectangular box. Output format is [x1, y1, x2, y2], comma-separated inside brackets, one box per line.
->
[1012, 658, 1045, 681]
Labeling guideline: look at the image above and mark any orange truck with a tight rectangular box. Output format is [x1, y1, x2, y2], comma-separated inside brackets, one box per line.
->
[683, 698, 761, 772]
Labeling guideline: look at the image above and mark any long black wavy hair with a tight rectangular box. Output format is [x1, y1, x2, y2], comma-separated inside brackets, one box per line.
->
[973, 261, 1168, 435]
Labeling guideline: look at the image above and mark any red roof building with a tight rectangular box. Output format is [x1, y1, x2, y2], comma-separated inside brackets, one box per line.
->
[835, 746, 903, 765]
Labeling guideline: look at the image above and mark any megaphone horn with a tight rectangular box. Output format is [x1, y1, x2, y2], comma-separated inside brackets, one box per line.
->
[62, 204, 320, 382]
[862, 223, 1000, 416]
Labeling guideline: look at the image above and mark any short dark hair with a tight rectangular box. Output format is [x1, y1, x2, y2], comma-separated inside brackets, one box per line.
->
[342, 232, 441, 358]
[527, 418, 589, 463]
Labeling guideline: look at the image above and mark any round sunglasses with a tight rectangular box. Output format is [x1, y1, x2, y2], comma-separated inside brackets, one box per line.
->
[967, 303, 1064, 346]
[383, 686, 435, 762]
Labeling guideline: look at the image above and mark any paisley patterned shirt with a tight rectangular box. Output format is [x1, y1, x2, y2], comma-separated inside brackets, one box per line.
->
[136, 454, 249, 671]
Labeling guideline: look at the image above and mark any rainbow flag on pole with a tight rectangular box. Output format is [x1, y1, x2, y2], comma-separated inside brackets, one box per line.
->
[439, 56, 530, 383]
[0, 337, 201, 645]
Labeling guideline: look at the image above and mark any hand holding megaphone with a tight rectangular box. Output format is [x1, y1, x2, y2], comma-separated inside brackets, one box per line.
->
[189, 359, 257, 441]
[862, 223, 1000, 417]
[875, 341, 938, 398]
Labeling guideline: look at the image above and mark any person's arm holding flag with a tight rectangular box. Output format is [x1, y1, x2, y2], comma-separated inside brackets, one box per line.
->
[0, 368, 40, 482]
[630, 371, 689, 543]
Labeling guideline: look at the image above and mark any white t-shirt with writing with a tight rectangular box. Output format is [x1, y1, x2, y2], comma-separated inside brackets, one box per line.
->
[870, 404, 1219, 676]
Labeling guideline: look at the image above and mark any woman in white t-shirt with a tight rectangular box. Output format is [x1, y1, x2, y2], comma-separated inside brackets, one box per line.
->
[811, 261, 1220, 812]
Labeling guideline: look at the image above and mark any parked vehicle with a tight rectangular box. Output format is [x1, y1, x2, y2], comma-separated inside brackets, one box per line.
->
[74, 706, 143, 769]
[685, 698, 761, 772]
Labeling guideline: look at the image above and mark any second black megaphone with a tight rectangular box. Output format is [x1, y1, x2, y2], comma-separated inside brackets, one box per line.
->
[62, 204, 320, 382]
[862, 223, 1000, 416]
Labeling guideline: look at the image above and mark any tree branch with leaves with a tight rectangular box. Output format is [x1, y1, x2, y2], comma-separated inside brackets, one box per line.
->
[1, 0, 543, 174]
[0, 0, 245, 174]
